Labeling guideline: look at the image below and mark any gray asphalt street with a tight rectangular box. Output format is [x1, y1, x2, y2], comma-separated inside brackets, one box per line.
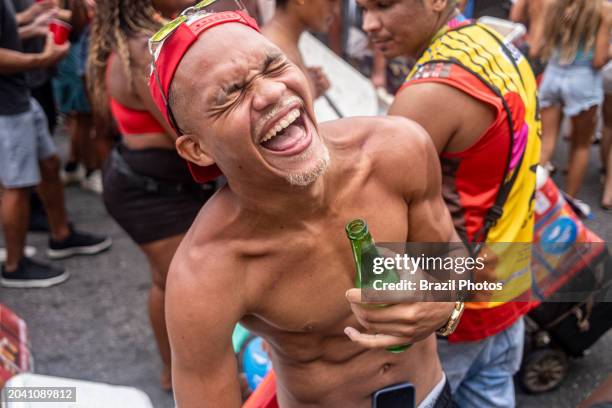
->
[1, 133, 611, 408]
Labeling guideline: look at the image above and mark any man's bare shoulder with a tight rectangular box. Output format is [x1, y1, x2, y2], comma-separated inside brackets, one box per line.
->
[368, 116, 434, 191]
[320, 116, 436, 202]
[322, 116, 433, 172]
[322, 115, 427, 146]
[168, 187, 247, 306]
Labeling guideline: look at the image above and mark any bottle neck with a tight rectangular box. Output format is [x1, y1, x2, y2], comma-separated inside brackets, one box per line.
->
[345, 219, 373, 244]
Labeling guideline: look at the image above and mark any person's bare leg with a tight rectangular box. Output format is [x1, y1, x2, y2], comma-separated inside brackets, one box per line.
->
[1, 188, 30, 271]
[602, 96, 612, 207]
[36, 155, 70, 241]
[580, 375, 612, 408]
[604, 145, 612, 208]
[540, 105, 563, 166]
[93, 122, 114, 165]
[75, 114, 97, 172]
[600, 96, 612, 167]
[65, 115, 80, 166]
[140, 234, 185, 391]
[566, 106, 599, 197]
[95, 134, 113, 166]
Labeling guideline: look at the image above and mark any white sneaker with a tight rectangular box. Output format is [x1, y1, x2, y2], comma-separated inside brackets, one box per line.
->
[0, 246, 37, 263]
[572, 199, 592, 219]
[61, 164, 86, 185]
[80, 170, 103, 194]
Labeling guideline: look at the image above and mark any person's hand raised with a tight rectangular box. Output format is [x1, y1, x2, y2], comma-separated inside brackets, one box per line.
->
[30, 8, 58, 38]
[22, 0, 55, 24]
[307, 66, 331, 99]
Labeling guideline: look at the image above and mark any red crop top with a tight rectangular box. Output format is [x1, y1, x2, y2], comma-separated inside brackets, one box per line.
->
[107, 54, 166, 135]
[109, 98, 166, 135]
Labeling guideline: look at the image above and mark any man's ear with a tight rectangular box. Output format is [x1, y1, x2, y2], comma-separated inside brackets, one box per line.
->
[175, 134, 216, 167]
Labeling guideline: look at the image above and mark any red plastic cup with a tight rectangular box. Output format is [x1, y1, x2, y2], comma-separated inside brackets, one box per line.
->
[48, 19, 71, 45]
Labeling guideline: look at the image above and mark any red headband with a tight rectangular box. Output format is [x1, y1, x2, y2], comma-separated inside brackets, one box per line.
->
[148, 10, 260, 183]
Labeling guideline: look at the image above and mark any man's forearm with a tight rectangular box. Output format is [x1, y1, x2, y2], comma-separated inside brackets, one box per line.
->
[18, 23, 43, 40]
[16, 10, 33, 26]
[0, 49, 43, 74]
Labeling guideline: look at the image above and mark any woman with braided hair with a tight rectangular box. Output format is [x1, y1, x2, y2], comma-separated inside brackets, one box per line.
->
[537, 0, 612, 209]
[87, 0, 209, 390]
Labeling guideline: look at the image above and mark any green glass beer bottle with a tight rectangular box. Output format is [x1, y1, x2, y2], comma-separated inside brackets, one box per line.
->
[345, 218, 410, 353]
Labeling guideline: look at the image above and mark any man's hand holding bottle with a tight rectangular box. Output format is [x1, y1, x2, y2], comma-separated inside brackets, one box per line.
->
[344, 290, 456, 349]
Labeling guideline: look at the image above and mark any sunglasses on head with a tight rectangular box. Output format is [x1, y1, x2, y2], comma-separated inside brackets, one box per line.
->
[149, 0, 247, 134]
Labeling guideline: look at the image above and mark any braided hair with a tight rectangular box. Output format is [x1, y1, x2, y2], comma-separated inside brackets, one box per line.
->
[539, 0, 602, 64]
[86, 0, 161, 126]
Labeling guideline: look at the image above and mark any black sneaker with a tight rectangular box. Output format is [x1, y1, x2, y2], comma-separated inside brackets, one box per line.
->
[47, 228, 112, 259]
[1, 258, 69, 288]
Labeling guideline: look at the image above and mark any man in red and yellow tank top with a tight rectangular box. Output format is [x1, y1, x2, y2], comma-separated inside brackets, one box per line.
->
[358, 0, 541, 406]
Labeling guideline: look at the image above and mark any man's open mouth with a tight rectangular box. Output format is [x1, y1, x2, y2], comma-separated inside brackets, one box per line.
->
[259, 107, 310, 154]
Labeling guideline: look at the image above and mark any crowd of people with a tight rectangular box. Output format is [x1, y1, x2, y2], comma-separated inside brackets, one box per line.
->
[511, 0, 612, 215]
[0, 0, 111, 289]
[1, 0, 611, 407]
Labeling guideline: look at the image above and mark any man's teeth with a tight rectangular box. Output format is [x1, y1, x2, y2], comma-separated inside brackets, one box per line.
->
[261, 108, 301, 143]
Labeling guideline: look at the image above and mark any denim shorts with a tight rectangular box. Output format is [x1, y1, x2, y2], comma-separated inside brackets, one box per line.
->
[0, 98, 57, 188]
[539, 63, 603, 117]
[437, 318, 525, 408]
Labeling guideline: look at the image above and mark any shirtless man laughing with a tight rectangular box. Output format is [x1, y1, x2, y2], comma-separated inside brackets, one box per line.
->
[148, 6, 461, 408]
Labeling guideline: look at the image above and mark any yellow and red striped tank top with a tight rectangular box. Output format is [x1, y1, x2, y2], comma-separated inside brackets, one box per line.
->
[401, 20, 541, 341]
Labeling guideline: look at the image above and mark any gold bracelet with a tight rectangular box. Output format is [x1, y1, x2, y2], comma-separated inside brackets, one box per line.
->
[436, 301, 465, 337]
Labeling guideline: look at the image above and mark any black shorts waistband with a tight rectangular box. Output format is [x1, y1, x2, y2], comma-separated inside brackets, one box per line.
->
[116, 143, 192, 183]
[108, 145, 214, 196]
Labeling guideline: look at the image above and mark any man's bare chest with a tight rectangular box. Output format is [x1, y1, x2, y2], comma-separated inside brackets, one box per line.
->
[243, 197, 408, 338]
